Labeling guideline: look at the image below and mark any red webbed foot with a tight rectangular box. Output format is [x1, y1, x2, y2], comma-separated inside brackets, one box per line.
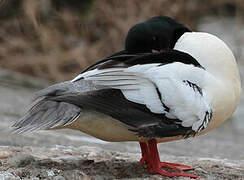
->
[139, 139, 199, 179]
[153, 168, 199, 178]
[161, 161, 195, 171]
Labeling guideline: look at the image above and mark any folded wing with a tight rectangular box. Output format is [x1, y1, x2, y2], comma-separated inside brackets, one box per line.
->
[13, 50, 213, 138]
[78, 51, 213, 133]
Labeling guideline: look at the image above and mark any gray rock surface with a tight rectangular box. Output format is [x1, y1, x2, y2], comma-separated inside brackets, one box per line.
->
[0, 68, 244, 179]
[0, 145, 243, 180]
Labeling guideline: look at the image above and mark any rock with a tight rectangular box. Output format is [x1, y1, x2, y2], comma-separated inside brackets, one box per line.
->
[0, 145, 243, 179]
[53, 176, 65, 180]
[8, 154, 35, 167]
[0, 151, 12, 159]
[0, 173, 20, 180]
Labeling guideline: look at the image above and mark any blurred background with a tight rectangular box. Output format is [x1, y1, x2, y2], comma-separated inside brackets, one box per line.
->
[0, 0, 243, 159]
[1, 0, 244, 81]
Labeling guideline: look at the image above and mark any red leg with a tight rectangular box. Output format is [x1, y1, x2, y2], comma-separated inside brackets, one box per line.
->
[139, 142, 151, 172]
[139, 142, 148, 165]
[138, 139, 199, 179]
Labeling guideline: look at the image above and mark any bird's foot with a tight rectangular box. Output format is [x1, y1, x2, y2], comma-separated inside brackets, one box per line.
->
[143, 161, 198, 178]
[161, 161, 195, 171]
[153, 167, 199, 178]
[141, 158, 194, 171]
[139, 139, 199, 178]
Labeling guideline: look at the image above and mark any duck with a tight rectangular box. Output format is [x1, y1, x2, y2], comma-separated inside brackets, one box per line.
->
[12, 16, 241, 178]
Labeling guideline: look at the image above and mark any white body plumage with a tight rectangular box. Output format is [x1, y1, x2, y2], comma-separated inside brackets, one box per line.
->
[69, 32, 241, 142]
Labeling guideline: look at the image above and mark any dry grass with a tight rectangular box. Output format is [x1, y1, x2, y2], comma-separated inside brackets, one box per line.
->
[0, 0, 243, 82]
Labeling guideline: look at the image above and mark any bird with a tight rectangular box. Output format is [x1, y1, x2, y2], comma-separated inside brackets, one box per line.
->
[12, 16, 241, 178]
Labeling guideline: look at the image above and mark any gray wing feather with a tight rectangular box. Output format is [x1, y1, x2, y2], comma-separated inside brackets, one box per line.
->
[34, 80, 99, 100]
[12, 79, 98, 134]
[12, 98, 81, 134]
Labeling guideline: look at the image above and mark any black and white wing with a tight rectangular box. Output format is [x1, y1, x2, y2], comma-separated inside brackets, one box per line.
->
[71, 50, 213, 137]
[13, 50, 213, 138]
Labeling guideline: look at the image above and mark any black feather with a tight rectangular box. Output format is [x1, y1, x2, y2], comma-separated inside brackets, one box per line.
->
[49, 89, 195, 138]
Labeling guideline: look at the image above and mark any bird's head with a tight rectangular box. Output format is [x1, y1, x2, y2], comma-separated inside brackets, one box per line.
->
[125, 16, 191, 53]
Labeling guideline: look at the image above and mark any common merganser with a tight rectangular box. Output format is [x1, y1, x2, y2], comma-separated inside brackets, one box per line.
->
[12, 16, 241, 178]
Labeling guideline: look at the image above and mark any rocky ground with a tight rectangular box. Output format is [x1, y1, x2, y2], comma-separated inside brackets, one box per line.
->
[0, 67, 244, 180]
[0, 145, 244, 180]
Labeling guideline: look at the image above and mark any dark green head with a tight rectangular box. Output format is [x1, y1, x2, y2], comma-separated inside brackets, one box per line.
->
[125, 16, 191, 53]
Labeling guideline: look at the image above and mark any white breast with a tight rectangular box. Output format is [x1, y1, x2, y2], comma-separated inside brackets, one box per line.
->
[174, 32, 242, 132]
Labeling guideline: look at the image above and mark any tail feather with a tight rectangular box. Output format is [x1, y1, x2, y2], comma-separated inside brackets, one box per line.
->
[11, 81, 91, 134]
[12, 99, 81, 133]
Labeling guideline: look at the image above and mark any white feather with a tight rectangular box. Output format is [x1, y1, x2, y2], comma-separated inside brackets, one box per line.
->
[79, 61, 214, 132]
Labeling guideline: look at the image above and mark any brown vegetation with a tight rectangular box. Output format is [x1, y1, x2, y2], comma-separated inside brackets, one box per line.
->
[0, 0, 243, 82]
